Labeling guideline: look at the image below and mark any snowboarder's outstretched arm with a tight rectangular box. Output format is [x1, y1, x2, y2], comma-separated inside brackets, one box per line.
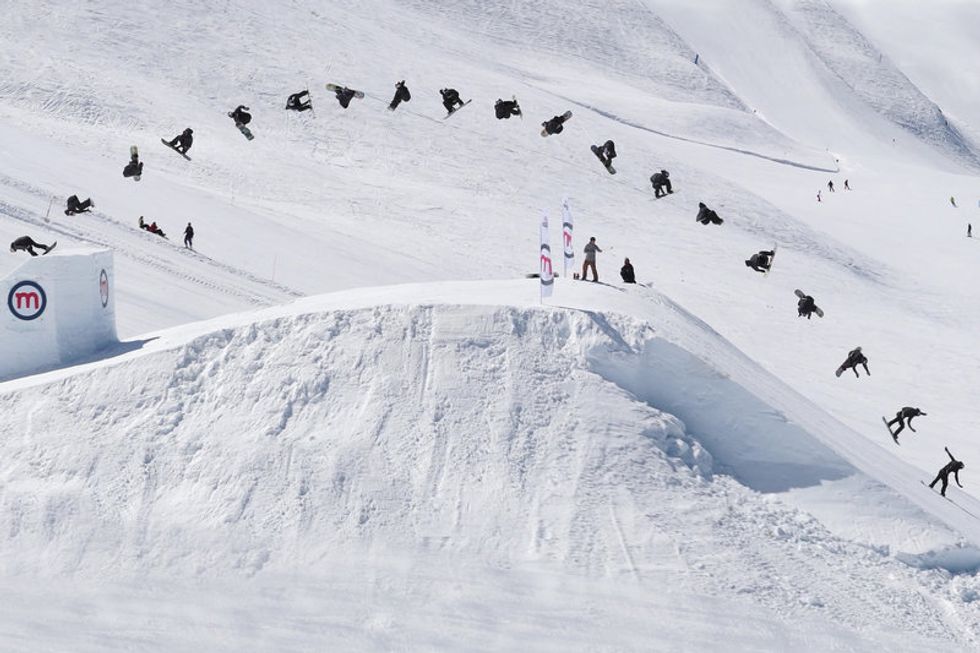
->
[946, 446, 956, 462]
[955, 469, 963, 488]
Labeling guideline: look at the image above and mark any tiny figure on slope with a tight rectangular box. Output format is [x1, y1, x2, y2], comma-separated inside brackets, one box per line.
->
[828, 180, 835, 192]
[844, 179, 851, 190]
[950, 196, 957, 207]
[835, 346, 869, 377]
[541, 112, 571, 136]
[286, 90, 312, 112]
[969, 223, 973, 238]
[929, 447, 965, 497]
[885, 407, 926, 442]
[744, 250, 775, 274]
[494, 97, 521, 120]
[139, 216, 166, 238]
[620, 258, 636, 284]
[334, 86, 357, 109]
[440, 88, 464, 114]
[696, 202, 724, 225]
[65, 194, 94, 215]
[9, 236, 51, 256]
[817, 190, 822, 203]
[123, 146, 143, 180]
[184, 222, 194, 249]
[166, 128, 194, 154]
[651, 170, 672, 198]
[582, 237, 602, 282]
[389, 81, 411, 111]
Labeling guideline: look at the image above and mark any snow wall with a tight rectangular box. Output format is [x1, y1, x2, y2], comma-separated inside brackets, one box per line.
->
[0, 248, 117, 380]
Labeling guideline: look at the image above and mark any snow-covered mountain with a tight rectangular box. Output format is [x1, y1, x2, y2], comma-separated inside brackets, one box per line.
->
[1, 1, 979, 650]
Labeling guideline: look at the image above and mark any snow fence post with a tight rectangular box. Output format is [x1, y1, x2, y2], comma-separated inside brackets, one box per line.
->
[540, 211, 554, 303]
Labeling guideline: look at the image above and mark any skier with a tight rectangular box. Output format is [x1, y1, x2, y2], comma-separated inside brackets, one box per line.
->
[620, 258, 636, 284]
[836, 347, 870, 377]
[65, 194, 94, 215]
[166, 128, 194, 154]
[122, 149, 143, 179]
[696, 202, 723, 225]
[582, 237, 602, 282]
[844, 179, 851, 190]
[229, 105, 251, 125]
[828, 180, 835, 192]
[389, 81, 411, 111]
[797, 293, 819, 319]
[285, 90, 312, 112]
[184, 222, 194, 249]
[439, 88, 464, 114]
[929, 447, 965, 497]
[542, 114, 569, 135]
[650, 170, 672, 197]
[9, 236, 51, 256]
[334, 86, 357, 109]
[494, 98, 521, 120]
[594, 140, 617, 167]
[885, 407, 926, 440]
[744, 250, 775, 273]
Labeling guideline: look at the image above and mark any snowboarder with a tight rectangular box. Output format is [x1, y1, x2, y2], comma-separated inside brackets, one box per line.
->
[123, 148, 143, 179]
[745, 250, 775, 273]
[494, 98, 521, 120]
[696, 202, 723, 225]
[969, 223, 973, 238]
[844, 179, 851, 190]
[286, 90, 312, 112]
[620, 258, 636, 284]
[389, 81, 411, 111]
[9, 236, 51, 256]
[582, 237, 602, 282]
[229, 105, 251, 125]
[828, 180, 835, 192]
[950, 196, 957, 207]
[594, 140, 616, 166]
[797, 293, 818, 319]
[885, 407, 926, 440]
[65, 194, 94, 215]
[333, 86, 357, 109]
[166, 128, 194, 154]
[542, 113, 570, 136]
[651, 170, 672, 197]
[440, 88, 464, 114]
[929, 447, 965, 497]
[184, 222, 194, 249]
[836, 347, 869, 377]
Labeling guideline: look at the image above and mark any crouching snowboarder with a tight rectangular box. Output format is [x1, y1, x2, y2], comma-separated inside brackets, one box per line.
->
[696, 202, 723, 225]
[745, 250, 775, 273]
[620, 258, 636, 284]
[166, 128, 194, 154]
[885, 407, 926, 442]
[591, 140, 617, 173]
[541, 112, 571, 136]
[10, 236, 52, 256]
[651, 170, 672, 197]
[123, 147, 143, 180]
[440, 88, 464, 114]
[494, 98, 521, 119]
[65, 194, 94, 215]
[929, 447, 965, 497]
[286, 90, 312, 112]
[835, 346, 869, 377]
[389, 81, 411, 111]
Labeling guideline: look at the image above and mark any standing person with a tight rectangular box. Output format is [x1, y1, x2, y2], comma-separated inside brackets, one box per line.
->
[184, 222, 194, 249]
[828, 180, 835, 192]
[929, 447, 965, 497]
[166, 128, 194, 154]
[620, 258, 636, 283]
[9, 236, 51, 256]
[389, 81, 411, 111]
[835, 347, 869, 377]
[582, 237, 602, 282]
[885, 407, 926, 442]
[844, 179, 851, 190]
[439, 88, 464, 114]
[968, 223, 972, 238]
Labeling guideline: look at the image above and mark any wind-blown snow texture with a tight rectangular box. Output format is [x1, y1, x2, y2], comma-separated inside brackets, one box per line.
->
[1, 0, 979, 650]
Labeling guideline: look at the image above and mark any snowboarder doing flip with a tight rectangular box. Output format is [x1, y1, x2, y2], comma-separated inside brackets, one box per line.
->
[494, 98, 521, 120]
[696, 202, 724, 225]
[184, 222, 194, 249]
[651, 170, 672, 197]
[334, 86, 357, 109]
[620, 258, 636, 284]
[286, 90, 312, 112]
[885, 407, 926, 441]
[65, 194, 94, 215]
[440, 88, 464, 114]
[166, 128, 194, 154]
[542, 113, 570, 136]
[229, 105, 251, 125]
[123, 148, 143, 179]
[836, 347, 869, 377]
[389, 81, 411, 111]
[929, 447, 965, 497]
[9, 236, 51, 256]
[582, 237, 602, 282]
[745, 250, 775, 273]
[594, 140, 616, 165]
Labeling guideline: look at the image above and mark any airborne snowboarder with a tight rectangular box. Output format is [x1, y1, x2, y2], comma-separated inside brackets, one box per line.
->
[334, 86, 357, 109]
[651, 170, 672, 197]
[696, 202, 723, 225]
[9, 236, 52, 256]
[541, 112, 571, 136]
[835, 347, 869, 377]
[884, 407, 926, 442]
[122, 147, 143, 180]
[745, 250, 775, 273]
[65, 194, 94, 215]
[591, 140, 617, 173]
[165, 128, 194, 154]
[494, 98, 521, 120]
[229, 105, 252, 125]
[286, 90, 312, 112]
[389, 81, 411, 111]
[929, 447, 965, 497]
[440, 88, 464, 114]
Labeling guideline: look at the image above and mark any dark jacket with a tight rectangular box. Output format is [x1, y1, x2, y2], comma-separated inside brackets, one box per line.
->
[620, 261, 636, 283]
[651, 171, 669, 186]
[602, 140, 617, 159]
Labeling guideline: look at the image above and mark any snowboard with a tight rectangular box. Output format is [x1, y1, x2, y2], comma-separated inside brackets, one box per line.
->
[161, 138, 191, 161]
[444, 99, 472, 119]
[764, 244, 777, 277]
[652, 190, 676, 200]
[590, 145, 617, 175]
[794, 289, 824, 318]
[325, 83, 365, 99]
[42, 241, 57, 255]
[129, 145, 142, 181]
[228, 113, 254, 140]
[541, 111, 573, 137]
[882, 417, 899, 444]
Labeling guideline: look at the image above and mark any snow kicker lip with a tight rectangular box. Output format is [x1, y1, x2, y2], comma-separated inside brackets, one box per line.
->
[895, 545, 980, 576]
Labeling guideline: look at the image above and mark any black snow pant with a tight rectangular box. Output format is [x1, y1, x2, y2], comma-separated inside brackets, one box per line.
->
[13, 239, 48, 256]
[654, 179, 673, 197]
[184, 235, 193, 248]
[929, 472, 950, 496]
[582, 260, 598, 282]
[887, 416, 906, 436]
